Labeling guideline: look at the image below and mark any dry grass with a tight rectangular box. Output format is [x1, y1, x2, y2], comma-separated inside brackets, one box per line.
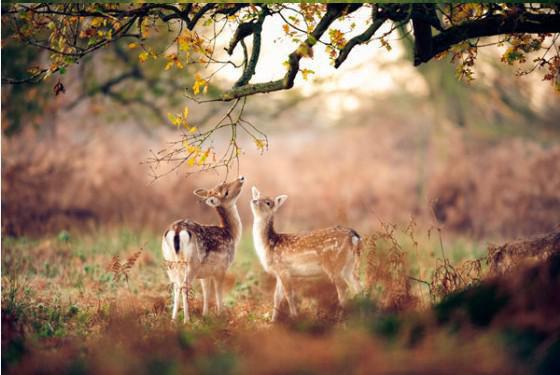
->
[3, 228, 559, 374]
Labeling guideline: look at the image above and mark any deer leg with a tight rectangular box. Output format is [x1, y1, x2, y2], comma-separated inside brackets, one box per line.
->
[342, 256, 362, 296]
[213, 274, 225, 314]
[200, 278, 211, 316]
[277, 274, 297, 318]
[181, 284, 189, 323]
[333, 275, 348, 307]
[181, 270, 194, 323]
[272, 277, 285, 322]
[171, 283, 180, 321]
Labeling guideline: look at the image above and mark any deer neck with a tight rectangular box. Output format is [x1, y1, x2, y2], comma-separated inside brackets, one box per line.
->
[216, 204, 242, 245]
[252, 216, 277, 272]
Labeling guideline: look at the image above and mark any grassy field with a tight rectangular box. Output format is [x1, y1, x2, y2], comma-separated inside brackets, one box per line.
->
[4, 224, 558, 374]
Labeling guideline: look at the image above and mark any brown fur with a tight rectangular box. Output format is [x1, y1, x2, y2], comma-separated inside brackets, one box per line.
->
[251, 187, 362, 321]
[162, 177, 245, 322]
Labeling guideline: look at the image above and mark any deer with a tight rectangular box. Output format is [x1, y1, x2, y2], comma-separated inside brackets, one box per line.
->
[161, 176, 245, 323]
[250, 186, 362, 321]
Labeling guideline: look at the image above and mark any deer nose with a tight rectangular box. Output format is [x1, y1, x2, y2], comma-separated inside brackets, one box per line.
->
[239, 176, 245, 182]
[252, 199, 257, 204]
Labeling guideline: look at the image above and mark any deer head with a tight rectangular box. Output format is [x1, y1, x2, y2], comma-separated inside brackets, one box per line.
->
[250, 186, 288, 221]
[194, 176, 245, 208]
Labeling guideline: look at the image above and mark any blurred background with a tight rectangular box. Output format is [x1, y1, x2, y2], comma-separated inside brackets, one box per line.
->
[3, 17, 559, 243]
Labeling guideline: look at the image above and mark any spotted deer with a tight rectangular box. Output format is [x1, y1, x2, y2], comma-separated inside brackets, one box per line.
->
[162, 176, 245, 322]
[250, 186, 362, 321]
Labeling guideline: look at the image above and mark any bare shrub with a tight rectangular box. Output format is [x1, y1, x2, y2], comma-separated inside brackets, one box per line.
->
[430, 140, 560, 238]
[487, 230, 560, 274]
[107, 251, 142, 285]
[364, 221, 417, 311]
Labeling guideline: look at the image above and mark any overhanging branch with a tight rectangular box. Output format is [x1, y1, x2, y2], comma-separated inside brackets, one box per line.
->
[220, 4, 362, 101]
[335, 7, 386, 69]
[233, 7, 267, 87]
[416, 12, 560, 66]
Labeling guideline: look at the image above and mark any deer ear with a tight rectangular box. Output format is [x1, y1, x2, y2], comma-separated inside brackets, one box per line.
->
[193, 188, 208, 199]
[251, 186, 261, 200]
[274, 195, 288, 209]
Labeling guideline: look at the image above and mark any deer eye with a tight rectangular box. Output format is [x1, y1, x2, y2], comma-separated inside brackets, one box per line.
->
[266, 201, 272, 207]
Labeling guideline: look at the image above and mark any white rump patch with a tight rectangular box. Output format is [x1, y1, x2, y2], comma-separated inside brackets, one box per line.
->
[162, 230, 176, 261]
[179, 230, 192, 258]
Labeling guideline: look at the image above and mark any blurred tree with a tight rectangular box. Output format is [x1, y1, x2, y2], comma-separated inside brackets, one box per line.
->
[2, 3, 559, 172]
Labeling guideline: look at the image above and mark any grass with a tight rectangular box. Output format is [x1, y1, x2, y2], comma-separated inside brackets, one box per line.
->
[2, 225, 556, 374]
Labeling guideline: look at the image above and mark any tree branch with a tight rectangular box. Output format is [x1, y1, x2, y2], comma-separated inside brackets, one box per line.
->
[226, 20, 260, 56]
[416, 12, 560, 66]
[220, 4, 362, 101]
[335, 7, 386, 69]
[412, 4, 434, 66]
[233, 8, 267, 87]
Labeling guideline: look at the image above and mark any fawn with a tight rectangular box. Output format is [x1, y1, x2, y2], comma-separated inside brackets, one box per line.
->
[250, 186, 362, 321]
[162, 176, 245, 322]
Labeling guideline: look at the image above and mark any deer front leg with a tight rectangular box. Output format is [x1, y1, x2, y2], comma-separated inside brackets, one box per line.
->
[272, 277, 285, 322]
[171, 283, 180, 321]
[200, 278, 211, 316]
[277, 273, 297, 318]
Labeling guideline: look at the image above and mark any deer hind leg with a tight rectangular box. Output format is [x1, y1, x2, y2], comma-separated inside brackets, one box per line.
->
[171, 283, 180, 321]
[333, 274, 349, 307]
[342, 253, 362, 296]
[181, 270, 195, 323]
[200, 278, 211, 316]
[181, 284, 189, 323]
[323, 264, 349, 307]
[272, 277, 285, 322]
[213, 274, 225, 314]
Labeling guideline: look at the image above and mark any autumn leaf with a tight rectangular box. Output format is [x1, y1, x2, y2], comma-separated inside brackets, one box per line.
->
[128, 42, 138, 49]
[192, 73, 208, 95]
[254, 138, 267, 153]
[300, 68, 315, 81]
[167, 113, 182, 127]
[138, 51, 149, 63]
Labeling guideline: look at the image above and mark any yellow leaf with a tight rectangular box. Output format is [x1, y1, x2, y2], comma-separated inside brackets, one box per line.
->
[189, 126, 197, 133]
[192, 73, 207, 95]
[183, 106, 189, 120]
[254, 138, 267, 152]
[91, 18, 103, 28]
[128, 42, 138, 49]
[167, 113, 181, 127]
[301, 68, 315, 81]
[138, 51, 149, 63]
